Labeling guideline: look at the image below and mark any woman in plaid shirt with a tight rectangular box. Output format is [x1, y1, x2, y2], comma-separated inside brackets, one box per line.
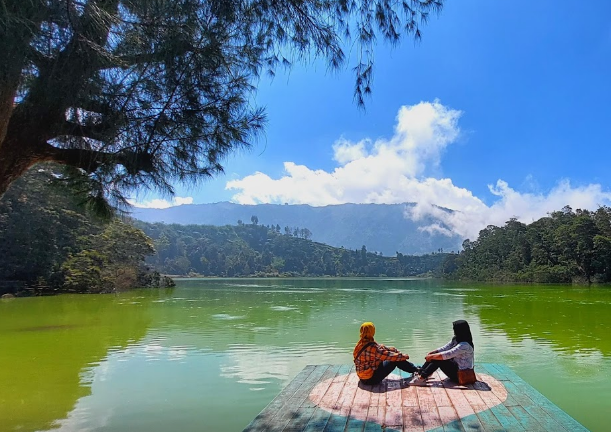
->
[353, 322, 419, 385]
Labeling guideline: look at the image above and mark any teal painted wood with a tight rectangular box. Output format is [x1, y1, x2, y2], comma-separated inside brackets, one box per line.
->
[243, 364, 590, 432]
[493, 364, 588, 432]
[474, 408, 506, 432]
[500, 381, 569, 432]
[243, 365, 318, 432]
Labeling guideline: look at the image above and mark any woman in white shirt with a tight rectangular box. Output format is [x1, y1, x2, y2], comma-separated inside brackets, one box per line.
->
[414, 320, 474, 383]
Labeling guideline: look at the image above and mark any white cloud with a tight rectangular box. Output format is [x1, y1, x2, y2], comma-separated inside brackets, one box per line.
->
[129, 196, 193, 209]
[227, 100, 462, 205]
[226, 100, 611, 241]
[406, 179, 611, 240]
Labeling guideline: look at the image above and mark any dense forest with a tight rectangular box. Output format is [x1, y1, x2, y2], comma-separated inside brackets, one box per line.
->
[443, 206, 611, 283]
[134, 220, 450, 278]
[0, 166, 173, 295]
[1, 166, 450, 295]
[13, 167, 611, 288]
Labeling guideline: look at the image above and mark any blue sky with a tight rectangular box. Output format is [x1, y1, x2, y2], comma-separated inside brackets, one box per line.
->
[132, 0, 611, 239]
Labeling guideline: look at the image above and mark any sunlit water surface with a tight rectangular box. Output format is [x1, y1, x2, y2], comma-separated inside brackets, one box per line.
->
[1, 279, 610, 431]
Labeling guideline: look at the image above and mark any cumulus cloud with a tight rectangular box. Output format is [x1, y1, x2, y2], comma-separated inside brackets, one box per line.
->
[129, 196, 193, 209]
[227, 100, 462, 205]
[406, 180, 611, 240]
[226, 100, 611, 241]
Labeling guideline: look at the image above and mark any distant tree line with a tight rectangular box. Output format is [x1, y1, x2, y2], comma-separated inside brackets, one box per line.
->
[443, 206, 611, 283]
[134, 221, 448, 277]
[238, 216, 313, 239]
[0, 166, 173, 296]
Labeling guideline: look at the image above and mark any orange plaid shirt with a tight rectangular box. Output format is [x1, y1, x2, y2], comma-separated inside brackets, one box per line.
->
[353, 342, 409, 379]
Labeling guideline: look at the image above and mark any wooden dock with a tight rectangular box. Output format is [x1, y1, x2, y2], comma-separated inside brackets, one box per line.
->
[243, 363, 588, 432]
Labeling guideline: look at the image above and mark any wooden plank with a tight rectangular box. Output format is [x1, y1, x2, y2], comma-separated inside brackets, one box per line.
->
[323, 413, 349, 432]
[401, 382, 419, 407]
[291, 366, 336, 407]
[507, 406, 546, 432]
[481, 364, 510, 381]
[344, 418, 366, 432]
[415, 385, 443, 431]
[385, 378, 404, 428]
[496, 364, 588, 432]
[428, 372, 452, 408]
[500, 381, 569, 432]
[442, 382, 485, 432]
[418, 400, 442, 431]
[282, 407, 316, 432]
[402, 406, 425, 432]
[437, 406, 465, 432]
[336, 367, 359, 417]
[303, 406, 332, 432]
[320, 365, 351, 408]
[246, 364, 591, 432]
[348, 372, 373, 432]
[244, 365, 319, 432]
[305, 365, 343, 407]
[368, 380, 387, 407]
[487, 403, 526, 431]
[320, 365, 353, 432]
[473, 407, 505, 432]
[277, 365, 343, 432]
[364, 405, 385, 431]
[470, 367, 525, 431]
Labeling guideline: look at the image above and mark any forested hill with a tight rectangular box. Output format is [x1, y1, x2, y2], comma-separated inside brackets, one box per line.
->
[132, 202, 462, 255]
[444, 206, 611, 283]
[134, 221, 450, 277]
[0, 166, 173, 296]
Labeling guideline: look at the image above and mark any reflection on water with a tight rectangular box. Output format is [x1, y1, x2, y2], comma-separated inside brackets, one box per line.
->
[1, 279, 610, 431]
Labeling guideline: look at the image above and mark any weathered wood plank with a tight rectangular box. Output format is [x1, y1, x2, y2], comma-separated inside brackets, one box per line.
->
[442, 382, 485, 432]
[245, 364, 590, 432]
[402, 406, 426, 432]
[306, 365, 343, 407]
[303, 405, 332, 432]
[401, 382, 419, 407]
[473, 406, 505, 432]
[488, 403, 526, 431]
[495, 364, 588, 432]
[364, 405, 385, 431]
[428, 372, 452, 408]
[499, 381, 569, 432]
[507, 406, 546, 432]
[274, 366, 341, 432]
[437, 405, 465, 432]
[369, 380, 387, 407]
[244, 365, 320, 432]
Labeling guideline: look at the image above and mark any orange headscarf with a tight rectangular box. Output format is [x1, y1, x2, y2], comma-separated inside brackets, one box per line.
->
[353, 322, 376, 359]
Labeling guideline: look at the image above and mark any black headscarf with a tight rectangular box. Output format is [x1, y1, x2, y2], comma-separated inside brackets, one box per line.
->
[452, 319, 474, 348]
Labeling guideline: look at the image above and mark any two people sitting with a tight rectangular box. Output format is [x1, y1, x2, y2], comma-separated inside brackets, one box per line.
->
[353, 320, 475, 386]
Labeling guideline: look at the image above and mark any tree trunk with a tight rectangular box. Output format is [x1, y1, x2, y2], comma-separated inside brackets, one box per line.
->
[0, 138, 40, 197]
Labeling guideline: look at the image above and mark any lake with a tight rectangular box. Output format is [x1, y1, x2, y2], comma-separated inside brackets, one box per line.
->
[1, 278, 610, 431]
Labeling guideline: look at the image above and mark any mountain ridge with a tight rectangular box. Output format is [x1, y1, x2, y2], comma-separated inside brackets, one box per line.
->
[132, 202, 463, 255]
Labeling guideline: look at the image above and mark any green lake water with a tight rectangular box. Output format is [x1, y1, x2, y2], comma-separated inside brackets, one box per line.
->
[1, 278, 610, 432]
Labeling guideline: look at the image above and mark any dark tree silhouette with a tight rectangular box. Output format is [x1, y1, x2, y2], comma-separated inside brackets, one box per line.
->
[0, 0, 443, 210]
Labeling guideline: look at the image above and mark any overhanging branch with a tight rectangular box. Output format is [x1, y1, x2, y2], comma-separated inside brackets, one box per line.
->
[39, 142, 155, 175]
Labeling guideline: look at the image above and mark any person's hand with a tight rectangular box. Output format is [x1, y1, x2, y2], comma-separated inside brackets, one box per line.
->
[426, 350, 436, 355]
[425, 353, 442, 362]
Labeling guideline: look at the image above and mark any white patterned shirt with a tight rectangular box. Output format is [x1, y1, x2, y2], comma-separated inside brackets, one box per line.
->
[434, 339, 474, 370]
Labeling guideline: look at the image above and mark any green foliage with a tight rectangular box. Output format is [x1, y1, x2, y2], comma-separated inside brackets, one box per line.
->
[0, 0, 443, 205]
[0, 165, 169, 294]
[134, 221, 449, 277]
[445, 206, 611, 283]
